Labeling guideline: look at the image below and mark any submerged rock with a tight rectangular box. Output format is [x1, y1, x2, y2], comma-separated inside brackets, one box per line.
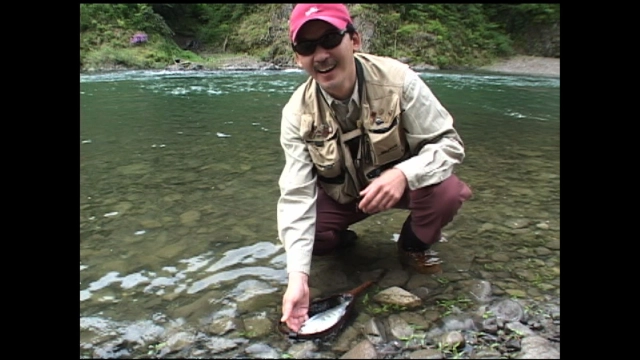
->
[372, 287, 422, 308]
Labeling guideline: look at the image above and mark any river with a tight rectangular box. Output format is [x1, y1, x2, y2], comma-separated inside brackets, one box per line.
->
[80, 68, 559, 358]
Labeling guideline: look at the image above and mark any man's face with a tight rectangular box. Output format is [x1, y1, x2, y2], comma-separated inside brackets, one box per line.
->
[294, 20, 361, 100]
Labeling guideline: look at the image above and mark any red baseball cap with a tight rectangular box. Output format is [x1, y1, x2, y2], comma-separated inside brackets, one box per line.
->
[289, 4, 353, 42]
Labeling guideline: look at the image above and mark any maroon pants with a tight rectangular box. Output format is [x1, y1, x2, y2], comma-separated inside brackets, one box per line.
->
[313, 174, 472, 255]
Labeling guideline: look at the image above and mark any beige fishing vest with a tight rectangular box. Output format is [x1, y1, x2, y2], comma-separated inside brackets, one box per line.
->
[297, 53, 411, 204]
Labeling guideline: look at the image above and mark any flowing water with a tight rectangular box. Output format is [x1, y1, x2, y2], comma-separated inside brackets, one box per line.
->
[80, 68, 559, 358]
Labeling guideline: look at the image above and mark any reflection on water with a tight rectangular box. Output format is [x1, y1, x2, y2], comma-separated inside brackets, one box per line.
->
[80, 69, 559, 358]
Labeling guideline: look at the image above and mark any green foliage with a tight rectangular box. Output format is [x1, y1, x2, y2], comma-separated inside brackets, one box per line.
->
[80, 3, 559, 71]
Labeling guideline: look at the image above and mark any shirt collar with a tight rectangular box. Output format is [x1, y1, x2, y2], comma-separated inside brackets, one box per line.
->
[319, 81, 360, 108]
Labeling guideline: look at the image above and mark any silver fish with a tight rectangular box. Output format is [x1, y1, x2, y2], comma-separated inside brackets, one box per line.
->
[297, 299, 351, 335]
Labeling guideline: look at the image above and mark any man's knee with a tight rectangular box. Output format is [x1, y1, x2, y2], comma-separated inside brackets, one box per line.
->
[411, 174, 471, 227]
[435, 175, 471, 216]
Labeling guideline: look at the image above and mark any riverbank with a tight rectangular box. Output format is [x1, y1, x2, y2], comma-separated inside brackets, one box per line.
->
[477, 55, 559, 78]
[80, 55, 560, 78]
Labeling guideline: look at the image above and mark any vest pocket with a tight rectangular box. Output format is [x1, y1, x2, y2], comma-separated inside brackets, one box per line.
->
[366, 117, 406, 166]
[307, 138, 343, 179]
[318, 171, 359, 204]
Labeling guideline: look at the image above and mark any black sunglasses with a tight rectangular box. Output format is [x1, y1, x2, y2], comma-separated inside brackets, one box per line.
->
[292, 29, 348, 56]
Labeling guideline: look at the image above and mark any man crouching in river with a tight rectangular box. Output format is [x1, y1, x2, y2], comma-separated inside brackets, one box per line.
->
[277, 3, 473, 332]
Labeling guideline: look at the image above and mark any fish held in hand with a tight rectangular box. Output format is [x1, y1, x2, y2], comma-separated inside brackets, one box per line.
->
[278, 280, 374, 340]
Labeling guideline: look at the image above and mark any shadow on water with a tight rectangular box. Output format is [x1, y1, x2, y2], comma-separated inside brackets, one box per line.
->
[80, 69, 559, 358]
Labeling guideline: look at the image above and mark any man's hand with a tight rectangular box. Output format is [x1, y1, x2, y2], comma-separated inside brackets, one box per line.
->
[281, 271, 310, 332]
[358, 168, 407, 214]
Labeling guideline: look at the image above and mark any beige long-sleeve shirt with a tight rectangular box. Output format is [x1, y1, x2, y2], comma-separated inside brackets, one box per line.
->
[277, 68, 465, 276]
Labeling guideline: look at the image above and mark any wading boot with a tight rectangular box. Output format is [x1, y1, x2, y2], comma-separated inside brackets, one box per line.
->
[397, 216, 442, 274]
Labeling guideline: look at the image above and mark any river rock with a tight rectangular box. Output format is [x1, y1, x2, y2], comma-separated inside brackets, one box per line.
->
[536, 222, 550, 230]
[332, 326, 360, 352]
[288, 341, 318, 359]
[544, 239, 560, 250]
[534, 247, 552, 256]
[363, 317, 388, 344]
[398, 311, 434, 330]
[442, 315, 477, 332]
[387, 314, 414, 340]
[504, 218, 531, 229]
[440, 331, 465, 349]
[505, 289, 527, 298]
[513, 269, 537, 282]
[116, 163, 151, 175]
[245, 343, 280, 359]
[473, 349, 503, 358]
[379, 269, 410, 288]
[409, 349, 444, 359]
[340, 339, 378, 359]
[463, 279, 493, 303]
[209, 317, 243, 335]
[206, 336, 238, 354]
[481, 317, 498, 334]
[242, 314, 272, 338]
[490, 253, 510, 262]
[516, 336, 560, 359]
[180, 210, 201, 225]
[166, 331, 195, 352]
[372, 287, 422, 308]
[506, 322, 535, 336]
[139, 218, 163, 229]
[410, 286, 431, 300]
[488, 299, 525, 323]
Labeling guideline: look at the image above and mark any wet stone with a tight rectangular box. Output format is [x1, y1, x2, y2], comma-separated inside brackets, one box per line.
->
[379, 269, 410, 288]
[388, 314, 414, 340]
[406, 274, 441, 290]
[398, 311, 434, 330]
[206, 336, 238, 354]
[166, 332, 195, 352]
[544, 238, 560, 250]
[488, 299, 525, 323]
[533, 246, 553, 256]
[422, 310, 440, 323]
[505, 337, 522, 351]
[473, 349, 502, 359]
[242, 315, 272, 338]
[340, 339, 377, 359]
[490, 253, 510, 262]
[440, 331, 465, 349]
[506, 322, 535, 337]
[245, 343, 279, 359]
[517, 335, 560, 359]
[139, 219, 163, 229]
[479, 223, 496, 232]
[179, 210, 201, 225]
[527, 287, 542, 297]
[410, 286, 431, 300]
[372, 286, 422, 308]
[409, 349, 444, 359]
[482, 317, 498, 334]
[536, 222, 550, 230]
[288, 341, 318, 359]
[505, 289, 527, 298]
[332, 326, 360, 352]
[442, 315, 477, 332]
[363, 318, 388, 344]
[209, 317, 242, 335]
[463, 279, 493, 303]
[505, 218, 531, 229]
[513, 269, 537, 282]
